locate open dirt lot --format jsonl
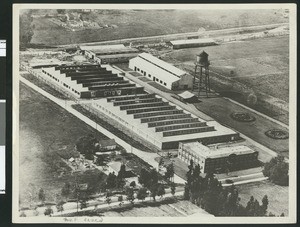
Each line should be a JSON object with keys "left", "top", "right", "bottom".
{"left": 19, "top": 83, "right": 107, "bottom": 206}
{"left": 236, "top": 181, "right": 289, "bottom": 216}
{"left": 101, "top": 199, "right": 211, "bottom": 217}
{"left": 162, "top": 36, "right": 289, "bottom": 103}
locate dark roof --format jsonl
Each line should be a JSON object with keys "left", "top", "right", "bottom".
{"left": 197, "top": 51, "right": 209, "bottom": 57}
{"left": 99, "top": 139, "right": 117, "bottom": 147}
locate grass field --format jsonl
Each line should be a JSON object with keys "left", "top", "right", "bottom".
{"left": 237, "top": 181, "right": 289, "bottom": 216}
{"left": 99, "top": 199, "right": 211, "bottom": 217}
{"left": 30, "top": 9, "right": 287, "bottom": 46}
{"left": 194, "top": 97, "right": 289, "bottom": 155}
{"left": 19, "top": 83, "right": 108, "bottom": 206}
{"left": 162, "top": 36, "right": 289, "bottom": 103}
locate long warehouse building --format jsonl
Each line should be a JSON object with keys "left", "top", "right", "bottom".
{"left": 129, "top": 53, "right": 193, "bottom": 90}
{"left": 40, "top": 64, "right": 144, "bottom": 98}
{"left": 92, "top": 93, "right": 239, "bottom": 149}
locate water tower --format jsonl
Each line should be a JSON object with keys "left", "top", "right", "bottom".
{"left": 192, "top": 51, "right": 210, "bottom": 97}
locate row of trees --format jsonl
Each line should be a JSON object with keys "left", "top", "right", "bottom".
{"left": 263, "top": 155, "right": 289, "bottom": 186}
{"left": 184, "top": 160, "right": 270, "bottom": 216}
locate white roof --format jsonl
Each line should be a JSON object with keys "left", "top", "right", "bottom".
{"left": 138, "top": 53, "right": 186, "bottom": 77}
{"left": 170, "top": 38, "right": 216, "bottom": 46}
{"left": 79, "top": 44, "right": 126, "bottom": 51}
{"left": 178, "top": 91, "right": 196, "bottom": 99}
{"left": 182, "top": 142, "right": 255, "bottom": 159}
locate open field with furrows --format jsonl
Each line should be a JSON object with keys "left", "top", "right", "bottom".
{"left": 236, "top": 181, "right": 289, "bottom": 216}
{"left": 162, "top": 36, "right": 289, "bottom": 103}
{"left": 19, "top": 83, "right": 108, "bottom": 206}
{"left": 99, "top": 199, "right": 212, "bottom": 217}
{"left": 30, "top": 9, "right": 288, "bottom": 46}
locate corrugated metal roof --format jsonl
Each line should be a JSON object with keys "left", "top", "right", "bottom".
{"left": 170, "top": 38, "right": 216, "bottom": 46}
{"left": 138, "top": 53, "right": 186, "bottom": 77}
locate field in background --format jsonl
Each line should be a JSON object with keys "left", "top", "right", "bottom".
{"left": 161, "top": 36, "right": 289, "bottom": 124}
{"left": 162, "top": 36, "right": 289, "bottom": 102}
{"left": 30, "top": 9, "right": 288, "bottom": 46}
{"left": 19, "top": 83, "right": 108, "bottom": 206}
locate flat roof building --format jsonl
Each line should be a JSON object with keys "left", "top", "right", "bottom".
{"left": 79, "top": 44, "right": 139, "bottom": 64}
{"left": 170, "top": 38, "right": 217, "bottom": 49}
{"left": 129, "top": 53, "right": 193, "bottom": 90}
{"left": 178, "top": 142, "right": 259, "bottom": 173}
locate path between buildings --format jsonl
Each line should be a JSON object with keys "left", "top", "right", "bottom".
{"left": 113, "top": 66, "right": 214, "bottom": 121}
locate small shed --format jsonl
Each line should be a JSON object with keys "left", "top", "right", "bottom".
{"left": 178, "top": 91, "right": 199, "bottom": 103}
{"left": 98, "top": 139, "right": 117, "bottom": 151}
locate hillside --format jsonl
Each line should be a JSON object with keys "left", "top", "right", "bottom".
{"left": 29, "top": 9, "right": 288, "bottom": 45}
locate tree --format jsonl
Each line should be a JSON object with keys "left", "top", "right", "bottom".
{"left": 149, "top": 184, "right": 158, "bottom": 201}
{"left": 165, "top": 163, "right": 174, "bottom": 182}
{"left": 138, "top": 169, "right": 149, "bottom": 186}
{"left": 126, "top": 187, "right": 135, "bottom": 204}
{"left": 106, "top": 172, "right": 117, "bottom": 189}
{"left": 38, "top": 188, "right": 46, "bottom": 204}
{"left": 95, "top": 155, "right": 105, "bottom": 166}
{"left": 105, "top": 196, "right": 112, "bottom": 205}
{"left": 61, "top": 182, "right": 71, "bottom": 199}
{"left": 118, "top": 195, "right": 123, "bottom": 206}
{"left": 137, "top": 188, "right": 147, "bottom": 201}
{"left": 44, "top": 206, "right": 53, "bottom": 216}
{"left": 261, "top": 195, "right": 269, "bottom": 215}
{"left": 130, "top": 181, "right": 136, "bottom": 188}
{"left": 76, "top": 134, "right": 98, "bottom": 159}
{"left": 171, "top": 183, "right": 176, "bottom": 196}
{"left": 116, "top": 164, "right": 126, "bottom": 189}
{"left": 57, "top": 9, "right": 66, "bottom": 14}
{"left": 157, "top": 184, "right": 165, "bottom": 198}
{"left": 263, "top": 155, "right": 289, "bottom": 186}
{"left": 56, "top": 201, "right": 64, "bottom": 213}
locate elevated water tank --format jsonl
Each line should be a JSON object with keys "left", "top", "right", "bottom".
{"left": 196, "top": 51, "right": 209, "bottom": 66}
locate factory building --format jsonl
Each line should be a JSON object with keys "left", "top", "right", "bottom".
{"left": 79, "top": 44, "right": 139, "bottom": 64}
{"left": 41, "top": 64, "right": 144, "bottom": 98}
{"left": 92, "top": 93, "right": 239, "bottom": 149}
{"left": 169, "top": 38, "right": 217, "bottom": 49}
{"left": 129, "top": 53, "right": 193, "bottom": 90}
{"left": 178, "top": 142, "right": 259, "bottom": 173}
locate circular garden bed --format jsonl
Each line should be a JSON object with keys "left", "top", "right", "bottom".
{"left": 230, "top": 112, "right": 256, "bottom": 122}
{"left": 265, "top": 129, "right": 289, "bottom": 139}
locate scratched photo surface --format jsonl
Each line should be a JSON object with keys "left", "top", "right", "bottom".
{"left": 13, "top": 4, "right": 296, "bottom": 224}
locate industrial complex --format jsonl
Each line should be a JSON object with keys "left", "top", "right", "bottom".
{"left": 39, "top": 61, "right": 239, "bottom": 150}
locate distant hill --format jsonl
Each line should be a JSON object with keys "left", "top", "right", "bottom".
{"left": 28, "top": 9, "right": 288, "bottom": 46}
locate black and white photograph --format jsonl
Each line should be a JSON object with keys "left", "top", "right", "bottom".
{"left": 12, "top": 4, "right": 297, "bottom": 224}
